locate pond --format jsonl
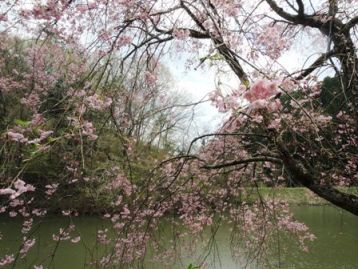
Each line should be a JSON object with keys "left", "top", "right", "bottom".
{"left": 0, "top": 206, "right": 357, "bottom": 269}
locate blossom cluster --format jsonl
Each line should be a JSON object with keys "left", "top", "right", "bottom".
{"left": 0, "top": 179, "right": 35, "bottom": 200}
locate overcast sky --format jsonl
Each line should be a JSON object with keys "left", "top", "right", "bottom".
{"left": 165, "top": 28, "right": 331, "bottom": 137}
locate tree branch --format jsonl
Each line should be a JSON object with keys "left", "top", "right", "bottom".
{"left": 296, "top": 50, "right": 337, "bottom": 80}
{"left": 328, "top": 0, "right": 338, "bottom": 16}
{"left": 278, "top": 142, "right": 358, "bottom": 216}
{"left": 202, "top": 157, "right": 282, "bottom": 170}
{"left": 344, "top": 16, "right": 358, "bottom": 32}
{"left": 180, "top": 0, "right": 249, "bottom": 83}
{"left": 296, "top": 0, "right": 304, "bottom": 16}
{"left": 265, "top": 0, "right": 300, "bottom": 22}
{"left": 265, "top": 0, "right": 327, "bottom": 29}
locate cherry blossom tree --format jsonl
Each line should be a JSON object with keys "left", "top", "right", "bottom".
{"left": 0, "top": 0, "right": 357, "bottom": 268}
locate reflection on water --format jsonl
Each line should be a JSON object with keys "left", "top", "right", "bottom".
{"left": 0, "top": 206, "right": 357, "bottom": 269}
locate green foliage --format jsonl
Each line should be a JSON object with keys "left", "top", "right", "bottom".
{"left": 0, "top": 35, "right": 176, "bottom": 211}
{"left": 186, "top": 263, "right": 200, "bottom": 269}
{"left": 14, "top": 119, "right": 31, "bottom": 128}
{"left": 236, "top": 187, "right": 358, "bottom": 205}
{"left": 40, "top": 78, "right": 67, "bottom": 117}
{"left": 320, "top": 76, "right": 345, "bottom": 115}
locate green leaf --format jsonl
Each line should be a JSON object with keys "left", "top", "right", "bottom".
{"left": 243, "top": 79, "right": 250, "bottom": 88}
{"left": 186, "top": 264, "right": 200, "bottom": 269}
{"left": 208, "top": 53, "right": 223, "bottom": 61}
{"left": 14, "top": 119, "right": 31, "bottom": 127}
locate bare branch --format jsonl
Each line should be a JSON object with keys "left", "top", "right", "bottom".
{"left": 202, "top": 157, "right": 282, "bottom": 170}
{"left": 278, "top": 142, "right": 358, "bottom": 216}
{"left": 265, "top": 0, "right": 325, "bottom": 29}
{"left": 187, "top": 132, "right": 269, "bottom": 154}
{"left": 296, "top": 50, "right": 337, "bottom": 80}
{"left": 344, "top": 16, "right": 358, "bottom": 32}
{"left": 180, "top": 0, "right": 249, "bottom": 83}
{"left": 296, "top": 0, "right": 304, "bottom": 16}
{"left": 265, "top": 0, "right": 300, "bottom": 22}
{"left": 328, "top": 0, "right": 338, "bottom": 16}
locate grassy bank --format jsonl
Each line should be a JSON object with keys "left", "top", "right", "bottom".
{"left": 40, "top": 187, "right": 358, "bottom": 214}
{"left": 247, "top": 187, "right": 358, "bottom": 205}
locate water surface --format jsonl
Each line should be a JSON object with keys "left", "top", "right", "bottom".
{"left": 0, "top": 205, "right": 357, "bottom": 268}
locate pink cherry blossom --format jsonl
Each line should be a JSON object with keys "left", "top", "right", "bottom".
{"left": 7, "top": 131, "right": 28, "bottom": 143}
{"left": 0, "top": 254, "right": 14, "bottom": 267}
{"left": 244, "top": 80, "right": 278, "bottom": 103}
